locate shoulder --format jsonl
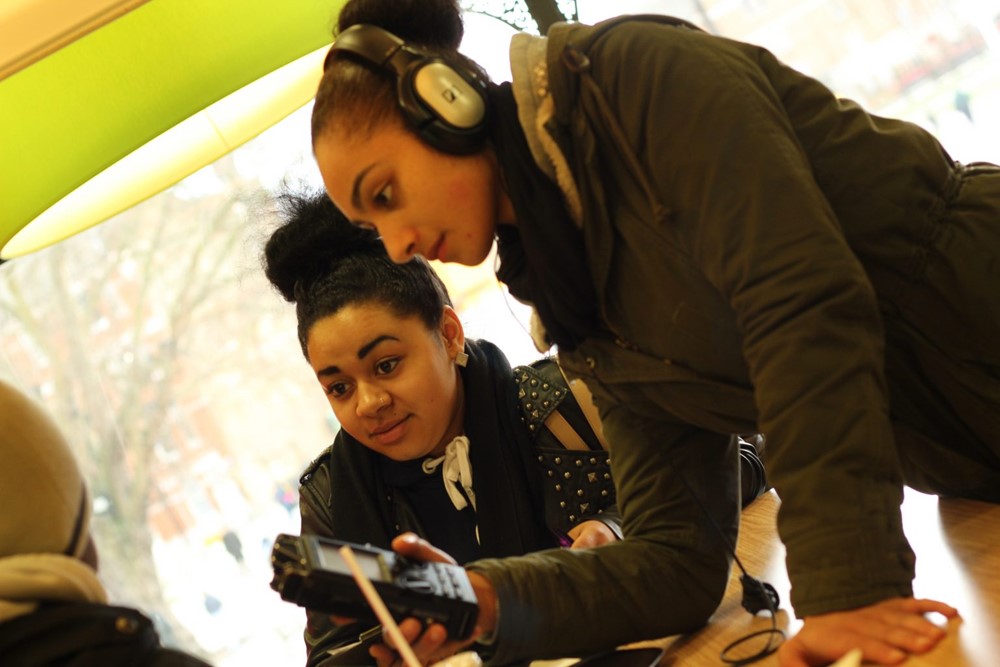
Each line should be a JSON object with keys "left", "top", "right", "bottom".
{"left": 547, "top": 16, "right": 763, "bottom": 115}
{"left": 300, "top": 433, "right": 382, "bottom": 500}
{"left": 300, "top": 443, "right": 334, "bottom": 487}
{"left": 300, "top": 428, "right": 378, "bottom": 484}
{"left": 2, "top": 603, "right": 210, "bottom": 666}
{"left": 512, "top": 358, "right": 570, "bottom": 436}
{"left": 547, "top": 16, "right": 704, "bottom": 69}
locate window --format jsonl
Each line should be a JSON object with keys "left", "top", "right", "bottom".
{"left": 2, "top": 2, "right": 998, "bottom": 663}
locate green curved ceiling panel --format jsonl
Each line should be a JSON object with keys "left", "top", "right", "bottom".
{"left": 0, "top": 0, "right": 344, "bottom": 259}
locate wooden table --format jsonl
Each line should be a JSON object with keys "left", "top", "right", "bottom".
{"left": 622, "top": 489, "right": 1000, "bottom": 666}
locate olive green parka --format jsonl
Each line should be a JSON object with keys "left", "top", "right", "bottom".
{"left": 469, "top": 15, "right": 1000, "bottom": 665}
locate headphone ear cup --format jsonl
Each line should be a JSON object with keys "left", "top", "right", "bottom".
{"left": 328, "top": 24, "right": 490, "bottom": 155}
{"left": 398, "top": 59, "right": 489, "bottom": 155}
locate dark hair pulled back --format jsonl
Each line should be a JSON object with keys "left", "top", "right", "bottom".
{"left": 262, "top": 190, "right": 453, "bottom": 358}
{"left": 337, "top": 0, "right": 464, "bottom": 50}
{"left": 311, "top": 0, "right": 484, "bottom": 143}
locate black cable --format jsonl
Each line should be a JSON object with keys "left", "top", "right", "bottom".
{"left": 721, "top": 625, "right": 785, "bottom": 667}
{"left": 674, "top": 470, "right": 785, "bottom": 665}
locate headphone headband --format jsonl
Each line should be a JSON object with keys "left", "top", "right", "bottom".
{"left": 325, "top": 24, "right": 411, "bottom": 71}
{"left": 326, "top": 24, "right": 489, "bottom": 155}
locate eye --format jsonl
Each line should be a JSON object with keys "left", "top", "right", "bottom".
{"left": 373, "top": 183, "right": 393, "bottom": 208}
{"left": 374, "top": 357, "right": 400, "bottom": 376}
{"left": 324, "top": 380, "right": 352, "bottom": 398}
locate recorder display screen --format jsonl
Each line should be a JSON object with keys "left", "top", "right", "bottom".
{"left": 315, "top": 544, "right": 384, "bottom": 581}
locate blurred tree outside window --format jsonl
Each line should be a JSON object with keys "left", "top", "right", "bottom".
{"left": 2, "top": 1, "right": 998, "bottom": 664}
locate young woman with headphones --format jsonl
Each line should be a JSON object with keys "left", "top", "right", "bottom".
{"left": 308, "top": 1, "right": 1000, "bottom": 665}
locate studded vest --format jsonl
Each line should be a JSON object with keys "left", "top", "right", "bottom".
{"left": 514, "top": 358, "right": 617, "bottom": 539}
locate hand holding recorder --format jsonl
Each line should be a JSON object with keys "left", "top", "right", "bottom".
{"left": 269, "top": 533, "right": 480, "bottom": 640}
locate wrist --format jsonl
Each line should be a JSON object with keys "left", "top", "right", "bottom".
{"left": 468, "top": 571, "right": 499, "bottom": 644}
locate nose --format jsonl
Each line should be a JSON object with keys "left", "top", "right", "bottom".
{"left": 357, "top": 384, "right": 389, "bottom": 417}
{"left": 378, "top": 223, "right": 419, "bottom": 264}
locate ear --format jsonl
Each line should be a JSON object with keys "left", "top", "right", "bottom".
{"left": 439, "top": 306, "right": 465, "bottom": 359}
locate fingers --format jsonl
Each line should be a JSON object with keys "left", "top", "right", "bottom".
{"left": 370, "top": 621, "right": 469, "bottom": 667}
{"left": 567, "top": 521, "right": 618, "bottom": 549}
{"left": 411, "top": 623, "right": 449, "bottom": 659}
{"left": 777, "top": 635, "right": 833, "bottom": 667}
{"left": 778, "top": 597, "right": 958, "bottom": 667}
{"left": 566, "top": 522, "right": 594, "bottom": 548}
{"left": 370, "top": 618, "right": 425, "bottom": 667}
{"left": 570, "top": 530, "right": 603, "bottom": 549}
{"left": 893, "top": 597, "right": 959, "bottom": 619}
{"left": 872, "top": 597, "right": 957, "bottom": 652}
{"left": 778, "top": 626, "right": 870, "bottom": 667}
{"left": 370, "top": 640, "right": 397, "bottom": 667}
{"left": 391, "top": 532, "right": 458, "bottom": 565}
{"left": 328, "top": 613, "right": 356, "bottom": 626}
{"left": 876, "top": 598, "right": 955, "bottom": 660}
{"left": 778, "top": 626, "right": 907, "bottom": 667}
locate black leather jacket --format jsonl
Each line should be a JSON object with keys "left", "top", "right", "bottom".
{"left": 297, "top": 348, "right": 620, "bottom": 666}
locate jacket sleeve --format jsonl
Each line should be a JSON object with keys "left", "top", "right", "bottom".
{"left": 585, "top": 22, "right": 913, "bottom": 615}
{"left": 468, "top": 405, "right": 741, "bottom": 664}
{"left": 298, "top": 449, "right": 377, "bottom": 667}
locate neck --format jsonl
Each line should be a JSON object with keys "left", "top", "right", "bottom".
{"left": 431, "top": 370, "right": 466, "bottom": 457}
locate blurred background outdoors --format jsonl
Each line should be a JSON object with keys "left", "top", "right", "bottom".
{"left": 2, "top": 0, "right": 999, "bottom": 664}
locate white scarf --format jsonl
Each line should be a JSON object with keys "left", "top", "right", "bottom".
{"left": 421, "top": 435, "right": 477, "bottom": 513}
{"left": 0, "top": 553, "right": 107, "bottom": 621}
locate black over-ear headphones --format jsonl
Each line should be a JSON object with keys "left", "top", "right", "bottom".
{"left": 326, "top": 24, "right": 490, "bottom": 155}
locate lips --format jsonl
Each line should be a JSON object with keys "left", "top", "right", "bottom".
{"left": 423, "top": 235, "right": 445, "bottom": 262}
{"left": 369, "top": 415, "right": 410, "bottom": 445}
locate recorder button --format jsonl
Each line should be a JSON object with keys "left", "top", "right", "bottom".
{"left": 400, "top": 576, "right": 435, "bottom": 595}
{"left": 435, "top": 565, "right": 457, "bottom": 596}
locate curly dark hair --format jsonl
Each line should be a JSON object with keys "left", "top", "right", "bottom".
{"left": 262, "top": 190, "right": 453, "bottom": 358}
{"left": 337, "top": 0, "right": 464, "bottom": 50}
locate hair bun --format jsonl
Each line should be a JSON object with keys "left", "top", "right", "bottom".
{"left": 337, "top": 0, "right": 464, "bottom": 51}
{"left": 263, "top": 191, "right": 383, "bottom": 303}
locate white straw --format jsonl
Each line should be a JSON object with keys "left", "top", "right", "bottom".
{"left": 338, "top": 545, "right": 423, "bottom": 667}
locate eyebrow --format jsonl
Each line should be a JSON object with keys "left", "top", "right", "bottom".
{"left": 358, "top": 334, "right": 398, "bottom": 359}
{"left": 315, "top": 334, "right": 400, "bottom": 378}
{"left": 351, "top": 163, "right": 378, "bottom": 211}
